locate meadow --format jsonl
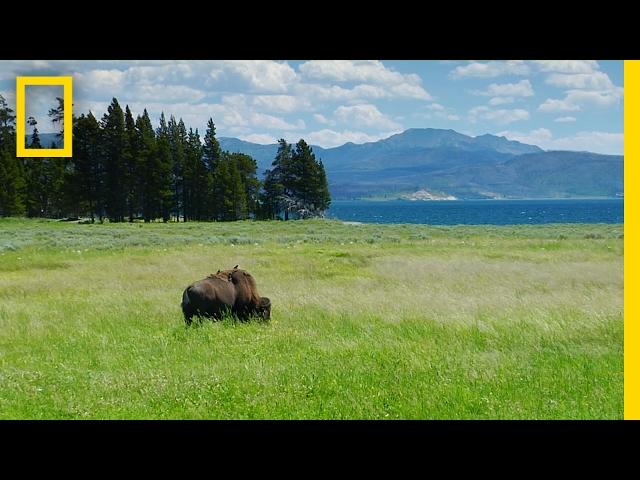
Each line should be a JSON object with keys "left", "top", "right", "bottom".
{"left": 0, "top": 218, "right": 623, "bottom": 419}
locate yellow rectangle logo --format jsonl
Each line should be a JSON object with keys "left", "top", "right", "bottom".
{"left": 15, "top": 76, "right": 73, "bottom": 157}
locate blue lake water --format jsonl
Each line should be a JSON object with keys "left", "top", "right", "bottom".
{"left": 326, "top": 199, "right": 624, "bottom": 225}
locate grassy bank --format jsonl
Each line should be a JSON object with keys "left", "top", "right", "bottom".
{"left": 0, "top": 218, "right": 623, "bottom": 419}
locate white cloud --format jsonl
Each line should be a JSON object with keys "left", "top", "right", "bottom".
{"left": 497, "top": 128, "right": 623, "bottom": 155}
{"left": 489, "top": 97, "right": 515, "bottom": 106}
{"left": 334, "top": 104, "right": 402, "bottom": 130}
{"left": 469, "top": 106, "right": 530, "bottom": 124}
{"left": 450, "top": 61, "right": 530, "bottom": 79}
{"left": 248, "top": 112, "right": 305, "bottom": 131}
{"left": 554, "top": 116, "right": 577, "bottom": 123}
{"left": 251, "top": 95, "right": 312, "bottom": 113}
{"left": 538, "top": 98, "right": 581, "bottom": 112}
{"left": 539, "top": 87, "right": 623, "bottom": 112}
{"left": 304, "top": 129, "right": 403, "bottom": 148}
{"left": 298, "top": 60, "right": 431, "bottom": 100}
{"left": 475, "top": 79, "right": 534, "bottom": 97}
{"left": 418, "top": 103, "right": 460, "bottom": 121}
{"left": 545, "top": 71, "right": 615, "bottom": 90}
{"left": 313, "top": 113, "right": 332, "bottom": 125}
{"left": 532, "top": 60, "right": 599, "bottom": 74}
{"left": 300, "top": 60, "right": 406, "bottom": 84}
{"left": 209, "top": 60, "right": 297, "bottom": 93}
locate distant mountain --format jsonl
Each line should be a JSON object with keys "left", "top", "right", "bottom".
{"left": 219, "top": 128, "right": 622, "bottom": 200}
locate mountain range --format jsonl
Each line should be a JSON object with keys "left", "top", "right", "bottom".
{"left": 219, "top": 128, "right": 623, "bottom": 200}
{"left": 27, "top": 128, "right": 623, "bottom": 200}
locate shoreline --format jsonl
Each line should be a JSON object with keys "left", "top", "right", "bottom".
{"left": 337, "top": 197, "right": 624, "bottom": 202}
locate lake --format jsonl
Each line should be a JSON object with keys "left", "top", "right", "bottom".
{"left": 326, "top": 199, "right": 624, "bottom": 225}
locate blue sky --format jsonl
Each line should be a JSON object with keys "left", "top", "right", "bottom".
{"left": 0, "top": 60, "right": 623, "bottom": 154}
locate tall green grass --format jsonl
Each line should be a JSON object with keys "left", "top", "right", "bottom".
{"left": 0, "top": 218, "right": 623, "bottom": 418}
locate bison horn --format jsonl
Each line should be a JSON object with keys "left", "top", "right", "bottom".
{"left": 233, "top": 265, "right": 239, "bottom": 269}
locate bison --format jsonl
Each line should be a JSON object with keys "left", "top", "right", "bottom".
{"left": 181, "top": 267, "right": 271, "bottom": 325}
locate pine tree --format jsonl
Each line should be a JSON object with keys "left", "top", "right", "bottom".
{"left": 183, "top": 128, "right": 207, "bottom": 221}
{"left": 102, "top": 98, "right": 127, "bottom": 221}
{"left": 72, "top": 112, "right": 103, "bottom": 222}
{"left": 123, "top": 105, "right": 138, "bottom": 222}
{"left": 155, "top": 112, "right": 173, "bottom": 222}
{"left": 215, "top": 157, "right": 247, "bottom": 221}
{"left": 262, "top": 139, "right": 294, "bottom": 220}
{"left": 203, "top": 118, "right": 221, "bottom": 171}
{"left": 203, "top": 118, "right": 222, "bottom": 219}
{"left": 259, "top": 169, "right": 284, "bottom": 219}
{"left": 227, "top": 152, "right": 259, "bottom": 217}
{"left": 0, "top": 95, "right": 25, "bottom": 216}
{"left": 23, "top": 118, "right": 45, "bottom": 217}
{"left": 259, "top": 138, "right": 331, "bottom": 220}
{"left": 291, "top": 140, "right": 331, "bottom": 216}
{"left": 168, "top": 115, "right": 187, "bottom": 221}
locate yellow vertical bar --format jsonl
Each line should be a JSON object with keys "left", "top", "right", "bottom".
{"left": 15, "top": 77, "right": 25, "bottom": 156}
{"left": 63, "top": 77, "right": 73, "bottom": 157}
{"left": 625, "top": 60, "right": 638, "bottom": 419}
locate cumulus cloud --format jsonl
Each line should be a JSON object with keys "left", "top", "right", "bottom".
{"left": 537, "top": 61, "right": 622, "bottom": 114}
{"left": 545, "top": 71, "right": 615, "bottom": 90}
{"left": 299, "top": 60, "right": 431, "bottom": 100}
{"left": 497, "top": 128, "right": 623, "bottom": 155}
{"left": 418, "top": 103, "right": 460, "bottom": 121}
{"left": 539, "top": 87, "right": 623, "bottom": 112}
{"left": 468, "top": 106, "right": 530, "bottom": 124}
{"left": 334, "top": 104, "right": 402, "bottom": 130}
{"left": 208, "top": 60, "right": 297, "bottom": 93}
{"left": 450, "top": 60, "right": 530, "bottom": 79}
{"left": 489, "top": 97, "right": 515, "bottom": 106}
{"left": 532, "top": 60, "right": 599, "bottom": 74}
{"left": 474, "top": 79, "right": 534, "bottom": 97}
{"left": 554, "top": 116, "right": 577, "bottom": 123}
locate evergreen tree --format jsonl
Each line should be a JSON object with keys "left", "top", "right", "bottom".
{"left": 123, "top": 105, "right": 138, "bottom": 222}
{"left": 262, "top": 139, "right": 294, "bottom": 219}
{"left": 227, "top": 152, "right": 259, "bottom": 217}
{"left": 155, "top": 112, "right": 173, "bottom": 222}
{"left": 259, "top": 168, "right": 284, "bottom": 219}
{"left": 216, "top": 157, "right": 247, "bottom": 221}
{"left": 102, "top": 98, "right": 127, "bottom": 221}
{"left": 259, "top": 138, "right": 331, "bottom": 219}
{"left": 72, "top": 112, "right": 103, "bottom": 222}
{"left": 0, "top": 95, "right": 25, "bottom": 216}
{"left": 183, "top": 128, "right": 207, "bottom": 221}
{"left": 23, "top": 118, "right": 45, "bottom": 217}
{"left": 168, "top": 115, "right": 187, "bottom": 221}
{"left": 291, "top": 140, "right": 331, "bottom": 217}
{"left": 203, "top": 118, "right": 222, "bottom": 219}
{"left": 203, "top": 118, "right": 221, "bottom": 171}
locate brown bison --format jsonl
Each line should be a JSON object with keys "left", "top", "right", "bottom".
{"left": 181, "top": 267, "right": 271, "bottom": 325}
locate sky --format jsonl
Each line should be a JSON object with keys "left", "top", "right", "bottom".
{"left": 0, "top": 60, "right": 624, "bottom": 154}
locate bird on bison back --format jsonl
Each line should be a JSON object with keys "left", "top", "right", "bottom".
{"left": 181, "top": 268, "right": 271, "bottom": 325}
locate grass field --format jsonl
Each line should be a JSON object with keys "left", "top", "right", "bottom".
{"left": 0, "top": 218, "right": 623, "bottom": 419}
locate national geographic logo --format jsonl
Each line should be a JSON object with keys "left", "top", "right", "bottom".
{"left": 15, "top": 76, "right": 72, "bottom": 157}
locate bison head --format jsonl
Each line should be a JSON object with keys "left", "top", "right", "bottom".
{"left": 258, "top": 297, "right": 271, "bottom": 321}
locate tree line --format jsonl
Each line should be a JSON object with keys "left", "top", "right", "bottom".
{"left": 0, "top": 95, "right": 331, "bottom": 222}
